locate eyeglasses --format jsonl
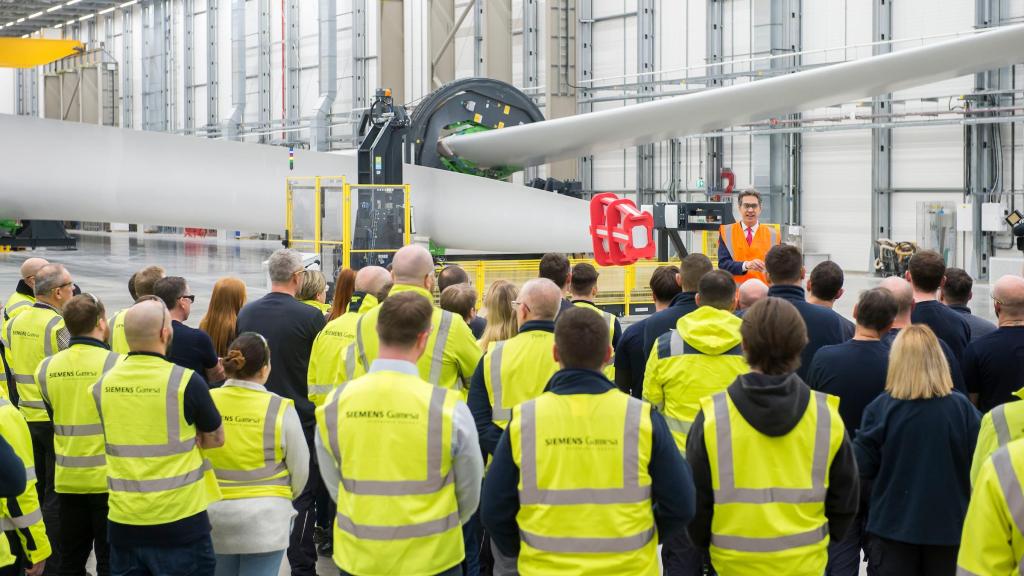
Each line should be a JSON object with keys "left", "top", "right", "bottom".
{"left": 180, "top": 295, "right": 196, "bottom": 303}
{"left": 741, "top": 203, "right": 760, "bottom": 210}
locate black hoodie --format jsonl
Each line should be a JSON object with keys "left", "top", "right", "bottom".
{"left": 685, "top": 372, "right": 860, "bottom": 548}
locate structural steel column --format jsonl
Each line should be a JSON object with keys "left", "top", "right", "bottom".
{"left": 122, "top": 3, "right": 133, "bottom": 128}
{"left": 545, "top": 0, "right": 576, "bottom": 180}
{"left": 226, "top": 0, "right": 246, "bottom": 141}
{"left": 312, "top": 0, "right": 336, "bottom": 151}
{"left": 430, "top": 0, "right": 456, "bottom": 89}
{"left": 871, "top": 0, "right": 892, "bottom": 265}
{"left": 142, "top": 0, "right": 169, "bottom": 132}
{"left": 207, "top": 0, "right": 219, "bottom": 134}
{"left": 577, "top": 0, "right": 593, "bottom": 193}
{"left": 752, "top": 0, "right": 800, "bottom": 225}
{"left": 379, "top": 0, "right": 404, "bottom": 104}
{"left": 258, "top": 0, "right": 271, "bottom": 142}
{"left": 285, "top": 0, "right": 299, "bottom": 142}
{"left": 705, "top": 0, "right": 724, "bottom": 198}
{"left": 523, "top": 0, "right": 540, "bottom": 182}
{"left": 184, "top": 0, "right": 195, "bottom": 133}
{"left": 636, "top": 0, "right": 655, "bottom": 206}
{"left": 351, "top": 0, "right": 367, "bottom": 142}
{"left": 474, "top": 0, "right": 512, "bottom": 81}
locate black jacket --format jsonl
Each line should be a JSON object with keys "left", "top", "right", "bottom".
{"left": 767, "top": 285, "right": 850, "bottom": 382}
{"left": 642, "top": 292, "right": 698, "bottom": 359}
{"left": 481, "top": 368, "right": 696, "bottom": 557}
{"left": 686, "top": 372, "right": 860, "bottom": 548}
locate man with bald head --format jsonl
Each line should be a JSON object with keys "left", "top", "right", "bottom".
{"left": 736, "top": 277, "right": 769, "bottom": 314}
{"left": 236, "top": 248, "right": 326, "bottom": 574}
{"left": 92, "top": 299, "right": 224, "bottom": 574}
{"left": 308, "top": 265, "right": 391, "bottom": 407}
{"left": 347, "top": 245, "right": 481, "bottom": 395}
{"left": 879, "top": 276, "right": 966, "bottom": 394}
{"left": 962, "top": 275, "right": 1024, "bottom": 412}
{"left": 468, "top": 278, "right": 563, "bottom": 456}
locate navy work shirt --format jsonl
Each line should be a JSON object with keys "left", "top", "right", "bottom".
{"left": 767, "top": 285, "right": 850, "bottom": 382}
{"left": 962, "top": 326, "right": 1024, "bottom": 412}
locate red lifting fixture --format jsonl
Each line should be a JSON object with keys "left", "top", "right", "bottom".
{"left": 589, "top": 192, "right": 655, "bottom": 266}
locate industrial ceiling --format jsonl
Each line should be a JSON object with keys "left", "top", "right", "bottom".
{"left": 0, "top": 0, "right": 122, "bottom": 38}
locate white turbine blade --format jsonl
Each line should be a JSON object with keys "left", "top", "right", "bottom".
{"left": 441, "top": 24, "right": 1024, "bottom": 168}
{"left": 0, "top": 115, "right": 591, "bottom": 253}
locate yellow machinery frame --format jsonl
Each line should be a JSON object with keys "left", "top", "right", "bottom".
{"left": 285, "top": 177, "right": 411, "bottom": 270}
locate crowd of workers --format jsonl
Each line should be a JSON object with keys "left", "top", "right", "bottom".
{"left": 0, "top": 193, "right": 1023, "bottom": 576}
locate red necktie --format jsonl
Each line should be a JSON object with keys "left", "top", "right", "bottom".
{"left": 746, "top": 227, "right": 753, "bottom": 246}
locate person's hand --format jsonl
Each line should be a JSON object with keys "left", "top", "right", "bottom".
{"left": 26, "top": 559, "right": 45, "bottom": 576}
{"left": 745, "top": 259, "right": 766, "bottom": 272}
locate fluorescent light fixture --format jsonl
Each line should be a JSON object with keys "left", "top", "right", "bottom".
{"left": 78, "top": 14, "right": 93, "bottom": 21}
{"left": 21, "top": 34, "right": 28, "bottom": 38}
{"left": 120, "top": 0, "right": 138, "bottom": 7}
{"left": 28, "top": 11, "right": 43, "bottom": 19}
{"left": 4, "top": 22, "right": 12, "bottom": 27}
{"left": 66, "top": 0, "right": 81, "bottom": 5}
{"left": 16, "top": 18, "right": 25, "bottom": 23}
{"left": 54, "top": 23, "right": 63, "bottom": 28}
{"left": 47, "top": 4, "right": 64, "bottom": 13}
{"left": 66, "top": 19, "right": 75, "bottom": 25}
{"left": 99, "top": 6, "right": 116, "bottom": 15}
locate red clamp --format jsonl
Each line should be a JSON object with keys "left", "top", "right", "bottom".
{"left": 589, "top": 192, "right": 655, "bottom": 266}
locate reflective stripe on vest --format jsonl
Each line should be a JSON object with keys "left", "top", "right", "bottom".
{"left": 489, "top": 341, "right": 511, "bottom": 422}
{"left": 354, "top": 317, "right": 370, "bottom": 372}
{"left": 92, "top": 365, "right": 196, "bottom": 458}
{"left": 518, "top": 398, "right": 650, "bottom": 506}
{"left": 712, "top": 392, "right": 831, "bottom": 505}
{"left": 107, "top": 460, "right": 213, "bottom": 493}
{"left": 55, "top": 454, "right": 106, "bottom": 468}
{"left": 0, "top": 300, "right": 30, "bottom": 346}
{"left": 429, "top": 312, "right": 454, "bottom": 387}
{"left": 656, "top": 331, "right": 742, "bottom": 435}
{"left": 988, "top": 447, "right": 1024, "bottom": 576}
{"left": 521, "top": 527, "right": 657, "bottom": 554}
{"left": 0, "top": 508, "right": 42, "bottom": 531}
{"left": 335, "top": 510, "right": 460, "bottom": 541}
{"left": 213, "top": 395, "right": 288, "bottom": 483}
{"left": 994, "top": 404, "right": 1013, "bottom": 447}
{"left": 325, "top": 384, "right": 453, "bottom": 496}
{"left": 712, "top": 524, "right": 829, "bottom": 553}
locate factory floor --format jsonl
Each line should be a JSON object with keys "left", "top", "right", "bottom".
{"left": 0, "top": 231, "right": 912, "bottom": 575}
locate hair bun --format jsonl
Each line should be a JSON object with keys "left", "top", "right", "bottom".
{"left": 223, "top": 349, "right": 246, "bottom": 372}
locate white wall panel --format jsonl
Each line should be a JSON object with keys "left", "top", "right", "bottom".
{"left": 892, "top": 0, "right": 974, "bottom": 102}
{"left": 891, "top": 125, "right": 964, "bottom": 188}
{"left": 0, "top": 70, "right": 13, "bottom": 115}
{"left": 890, "top": 191, "right": 963, "bottom": 241}
{"left": 801, "top": 129, "right": 873, "bottom": 271}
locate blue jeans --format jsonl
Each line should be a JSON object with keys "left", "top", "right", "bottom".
{"left": 461, "top": 509, "right": 482, "bottom": 576}
{"left": 214, "top": 550, "right": 286, "bottom": 576}
{"left": 110, "top": 536, "right": 216, "bottom": 576}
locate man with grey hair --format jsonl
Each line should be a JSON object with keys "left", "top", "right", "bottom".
{"left": 469, "top": 278, "right": 563, "bottom": 456}
{"left": 962, "top": 275, "right": 1024, "bottom": 412}
{"left": 236, "top": 248, "right": 325, "bottom": 575}
{"left": 6, "top": 263, "right": 75, "bottom": 570}
{"left": 736, "top": 277, "right": 769, "bottom": 314}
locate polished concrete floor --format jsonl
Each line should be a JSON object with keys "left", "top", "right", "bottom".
{"left": 0, "top": 231, "right": 964, "bottom": 575}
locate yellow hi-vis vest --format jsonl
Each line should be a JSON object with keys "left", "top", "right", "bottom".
{"left": 36, "top": 342, "right": 120, "bottom": 494}
{"left": 701, "top": 387, "right": 843, "bottom": 576}
{"left": 643, "top": 309, "right": 749, "bottom": 453}
{"left": 207, "top": 383, "right": 292, "bottom": 500}
{"left": 350, "top": 285, "right": 481, "bottom": 397}
{"left": 958, "top": 439, "right": 1024, "bottom": 575}
{"left": 572, "top": 301, "right": 617, "bottom": 381}
{"left": 316, "top": 370, "right": 464, "bottom": 576}
{"left": 7, "top": 305, "right": 64, "bottom": 422}
{"left": 482, "top": 329, "right": 559, "bottom": 430}
{"left": 510, "top": 390, "right": 657, "bottom": 575}
{"left": 0, "top": 291, "right": 34, "bottom": 348}
{"left": 971, "top": 388, "right": 1024, "bottom": 484}
{"left": 0, "top": 397, "right": 51, "bottom": 565}
{"left": 307, "top": 293, "right": 379, "bottom": 406}
{"left": 108, "top": 308, "right": 130, "bottom": 354}
{"left": 91, "top": 355, "right": 221, "bottom": 525}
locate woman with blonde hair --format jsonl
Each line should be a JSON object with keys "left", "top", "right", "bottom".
{"left": 298, "top": 269, "right": 330, "bottom": 314}
{"left": 854, "top": 324, "right": 980, "bottom": 576}
{"left": 478, "top": 280, "right": 518, "bottom": 350}
{"left": 200, "top": 276, "right": 248, "bottom": 357}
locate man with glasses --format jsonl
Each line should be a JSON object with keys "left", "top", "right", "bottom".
{"left": 236, "top": 249, "right": 326, "bottom": 576}
{"left": 154, "top": 276, "right": 224, "bottom": 384}
{"left": 717, "top": 189, "right": 781, "bottom": 285}
{"left": 6, "top": 263, "right": 74, "bottom": 572}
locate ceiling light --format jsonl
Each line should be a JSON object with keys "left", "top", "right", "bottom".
{"left": 21, "top": 34, "right": 29, "bottom": 38}
{"left": 28, "top": 11, "right": 43, "bottom": 19}
{"left": 78, "top": 14, "right": 93, "bottom": 21}
{"left": 16, "top": 18, "right": 25, "bottom": 23}
{"left": 47, "top": 5, "right": 64, "bottom": 13}
{"left": 54, "top": 23, "right": 62, "bottom": 28}
{"left": 4, "top": 22, "right": 12, "bottom": 27}
{"left": 66, "top": 0, "right": 81, "bottom": 5}
{"left": 66, "top": 19, "right": 75, "bottom": 25}
{"left": 99, "top": 6, "right": 116, "bottom": 15}
{"left": 121, "top": 0, "right": 138, "bottom": 7}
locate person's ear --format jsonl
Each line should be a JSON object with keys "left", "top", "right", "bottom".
{"left": 852, "top": 303, "right": 859, "bottom": 321}
{"left": 939, "top": 275, "right": 947, "bottom": 289}
{"left": 695, "top": 294, "right": 703, "bottom": 307}
{"left": 602, "top": 345, "right": 612, "bottom": 366}
{"left": 675, "top": 273, "right": 682, "bottom": 288}
{"left": 904, "top": 271, "right": 912, "bottom": 283}
{"left": 765, "top": 272, "right": 774, "bottom": 286}
{"left": 416, "top": 329, "right": 432, "bottom": 353}
{"left": 799, "top": 266, "right": 806, "bottom": 281}
{"left": 836, "top": 287, "right": 845, "bottom": 301}
{"left": 552, "top": 343, "right": 562, "bottom": 366}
